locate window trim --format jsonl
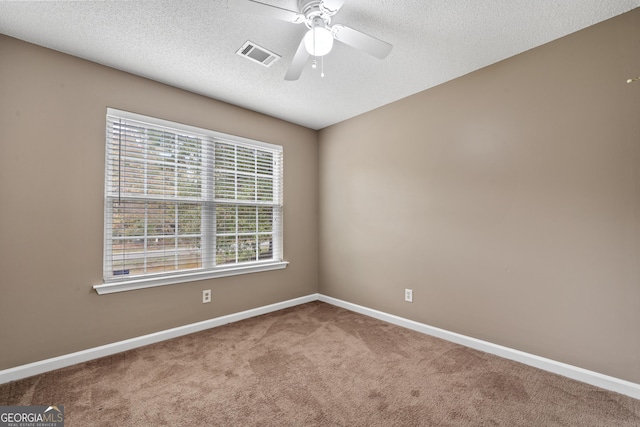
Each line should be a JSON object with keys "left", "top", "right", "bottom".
{"left": 93, "top": 260, "right": 288, "bottom": 295}
{"left": 96, "top": 108, "right": 286, "bottom": 294}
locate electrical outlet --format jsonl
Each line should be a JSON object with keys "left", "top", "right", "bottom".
{"left": 404, "top": 288, "right": 413, "bottom": 303}
{"left": 202, "top": 289, "right": 211, "bottom": 304}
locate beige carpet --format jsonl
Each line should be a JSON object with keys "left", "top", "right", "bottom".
{"left": 1, "top": 301, "right": 639, "bottom": 426}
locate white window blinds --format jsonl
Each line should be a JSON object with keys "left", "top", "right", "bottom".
{"left": 103, "top": 109, "right": 283, "bottom": 284}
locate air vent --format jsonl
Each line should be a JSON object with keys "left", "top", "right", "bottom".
{"left": 236, "top": 41, "right": 281, "bottom": 68}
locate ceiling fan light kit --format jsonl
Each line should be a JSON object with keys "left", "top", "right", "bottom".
{"left": 304, "top": 17, "right": 334, "bottom": 56}
{"left": 233, "top": 0, "right": 392, "bottom": 80}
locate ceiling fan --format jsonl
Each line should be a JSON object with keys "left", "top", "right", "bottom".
{"left": 231, "top": 0, "right": 393, "bottom": 80}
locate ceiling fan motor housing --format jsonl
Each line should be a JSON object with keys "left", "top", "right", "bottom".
{"left": 298, "top": 0, "right": 335, "bottom": 29}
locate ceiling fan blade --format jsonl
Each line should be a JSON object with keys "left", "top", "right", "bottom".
{"left": 321, "top": 0, "right": 347, "bottom": 14}
{"left": 331, "top": 24, "right": 392, "bottom": 59}
{"left": 229, "top": 0, "right": 305, "bottom": 24}
{"left": 285, "top": 37, "right": 310, "bottom": 81}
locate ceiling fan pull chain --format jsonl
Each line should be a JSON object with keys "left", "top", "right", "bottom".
{"left": 321, "top": 55, "right": 325, "bottom": 78}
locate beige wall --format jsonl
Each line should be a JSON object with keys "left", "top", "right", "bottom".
{"left": 0, "top": 36, "right": 318, "bottom": 370}
{"left": 319, "top": 10, "right": 640, "bottom": 383}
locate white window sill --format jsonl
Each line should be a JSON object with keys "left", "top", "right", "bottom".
{"left": 93, "top": 261, "right": 289, "bottom": 295}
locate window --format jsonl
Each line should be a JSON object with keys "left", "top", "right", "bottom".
{"left": 95, "top": 109, "right": 286, "bottom": 294}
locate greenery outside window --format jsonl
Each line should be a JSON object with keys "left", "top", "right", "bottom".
{"left": 95, "top": 109, "right": 286, "bottom": 294}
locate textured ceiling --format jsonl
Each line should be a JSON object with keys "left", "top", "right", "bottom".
{"left": 1, "top": 0, "right": 638, "bottom": 129}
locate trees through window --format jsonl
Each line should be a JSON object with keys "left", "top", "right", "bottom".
{"left": 104, "top": 109, "right": 283, "bottom": 284}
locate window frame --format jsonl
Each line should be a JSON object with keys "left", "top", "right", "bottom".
{"left": 94, "top": 108, "right": 287, "bottom": 295}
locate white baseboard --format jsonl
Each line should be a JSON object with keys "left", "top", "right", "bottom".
{"left": 2, "top": 292, "right": 639, "bottom": 401}
{"left": 318, "top": 294, "right": 640, "bottom": 400}
{"left": 0, "top": 294, "right": 318, "bottom": 385}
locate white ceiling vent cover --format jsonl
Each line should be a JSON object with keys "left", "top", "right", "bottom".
{"left": 236, "top": 41, "right": 281, "bottom": 68}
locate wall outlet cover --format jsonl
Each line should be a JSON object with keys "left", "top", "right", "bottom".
{"left": 202, "top": 289, "right": 211, "bottom": 304}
